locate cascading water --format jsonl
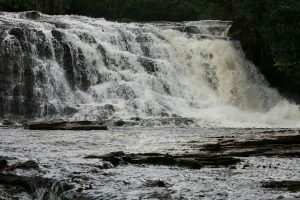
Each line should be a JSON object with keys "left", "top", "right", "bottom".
{"left": 0, "top": 11, "right": 299, "bottom": 127}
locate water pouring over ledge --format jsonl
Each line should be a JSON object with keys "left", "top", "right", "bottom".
{"left": 0, "top": 11, "right": 299, "bottom": 128}
{"left": 0, "top": 12, "right": 300, "bottom": 200}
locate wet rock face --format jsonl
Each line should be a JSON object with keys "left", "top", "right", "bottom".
{"left": 0, "top": 21, "right": 97, "bottom": 120}
{"left": 52, "top": 30, "right": 92, "bottom": 91}
{"left": 23, "top": 57, "right": 36, "bottom": 119}
{"left": 138, "top": 57, "right": 158, "bottom": 74}
{"left": 228, "top": 19, "right": 300, "bottom": 104}
{"left": 62, "top": 42, "right": 76, "bottom": 90}
{"left": 2, "top": 25, "right": 61, "bottom": 118}
{"left": 0, "top": 27, "right": 36, "bottom": 119}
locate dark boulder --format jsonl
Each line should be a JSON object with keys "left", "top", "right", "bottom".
{"left": 17, "top": 160, "right": 39, "bottom": 169}
{"left": 63, "top": 106, "right": 78, "bottom": 116}
{"left": 114, "top": 120, "right": 126, "bottom": 127}
{"left": 51, "top": 29, "right": 64, "bottom": 42}
{"left": 184, "top": 26, "right": 200, "bottom": 34}
{"left": 145, "top": 180, "right": 168, "bottom": 188}
{"left": 130, "top": 117, "right": 141, "bottom": 121}
{"left": 22, "top": 11, "right": 41, "bottom": 20}
{"left": 104, "top": 104, "right": 114, "bottom": 111}
{"left": 9, "top": 28, "right": 24, "bottom": 40}
{"left": 2, "top": 119, "right": 15, "bottom": 126}
{"left": 0, "top": 159, "right": 8, "bottom": 170}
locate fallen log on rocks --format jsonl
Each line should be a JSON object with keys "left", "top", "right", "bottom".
{"left": 24, "top": 121, "right": 108, "bottom": 130}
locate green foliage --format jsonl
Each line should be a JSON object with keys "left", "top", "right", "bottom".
{"left": 67, "top": 0, "right": 200, "bottom": 21}
{"left": 233, "top": 0, "right": 300, "bottom": 66}
{"left": 0, "top": 0, "right": 36, "bottom": 11}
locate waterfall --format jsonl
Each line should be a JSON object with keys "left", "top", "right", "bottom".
{"left": 0, "top": 11, "right": 299, "bottom": 127}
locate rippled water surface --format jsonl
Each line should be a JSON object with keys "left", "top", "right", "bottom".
{"left": 1, "top": 126, "right": 300, "bottom": 199}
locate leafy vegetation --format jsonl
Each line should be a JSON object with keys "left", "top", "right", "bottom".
{"left": 0, "top": 0, "right": 299, "bottom": 97}
{"left": 0, "top": 0, "right": 35, "bottom": 12}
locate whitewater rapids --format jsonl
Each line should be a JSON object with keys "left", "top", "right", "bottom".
{"left": 0, "top": 12, "right": 299, "bottom": 128}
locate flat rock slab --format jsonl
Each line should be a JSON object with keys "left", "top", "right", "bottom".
{"left": 202, "top": 133, "right": 300, "bottom": 157}
{"left": 85, "top": 151, "right": 241, "bottom": 169}
{"left": 262, "top": 181, "right": 300, "bottom": 193}
{"left": 24, "top": 121, "right": 108, "bottom": 130}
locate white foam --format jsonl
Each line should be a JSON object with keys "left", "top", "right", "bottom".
{"left": 1, "top": 12, "right": 299, "bottom": 128}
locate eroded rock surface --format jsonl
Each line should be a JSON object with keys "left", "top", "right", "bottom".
{"left": 202, "top": 132, "right": 300, "bottom": 157}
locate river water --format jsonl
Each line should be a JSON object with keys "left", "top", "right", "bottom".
{"left": 0, "top": 11, "right": 300, "bottom": 199}
{"left": 1, "top": 126, "right": 300, "bottom": 199}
